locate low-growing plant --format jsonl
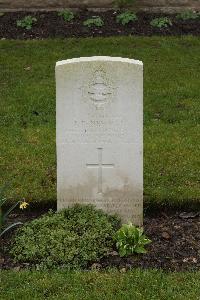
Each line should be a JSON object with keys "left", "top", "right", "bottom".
{"left": 116, "top": 11, "right": 138, "bottom": 25}
{"left": 0, "top": 184, "right": 29, "bottom": 237}
{"left": 115, "top": 223, "right": 151, "bottom": 257}
{"left": 16, "top": 16, "right": 37, "bottom": 30}
{"left": 10, "top": 204, "right": 120, "bottom": 269}
{"left": 150, "top": 17, "right": 172, "bottom": 29}
{"left": 0, "top": 12, "right": 5, "bottom": 17}
{"left": 176, "top": 10, "right": 199, "bottom": 21}
{"left": 83, "top": 17, "right": 104, "bottom": 28}
{"left": 58, "top": 9, "right": 74, "bottom": 22}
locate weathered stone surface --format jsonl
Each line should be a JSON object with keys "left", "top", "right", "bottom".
{"left": 56, "top": 56, "right": 143, "bottom": 225}
{"left": 0, "top": 0, "right": 199, "bottom": 12}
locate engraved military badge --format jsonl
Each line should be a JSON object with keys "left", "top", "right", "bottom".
{"left": 81, "top": 68, "right": 116, "bottom": 107}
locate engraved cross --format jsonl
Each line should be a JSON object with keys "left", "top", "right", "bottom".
{"left": 86, "top": 148, "right": 114, "bottom": 194}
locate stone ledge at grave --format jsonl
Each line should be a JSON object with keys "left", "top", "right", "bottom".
{"left": 0, "top": 0, "right": 199, "bottom": 13}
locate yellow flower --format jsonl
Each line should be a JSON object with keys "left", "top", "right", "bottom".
{"left": 20, "top": 201, "right": 29, "bottom": 210}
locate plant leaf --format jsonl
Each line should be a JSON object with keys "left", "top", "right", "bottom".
{"left": 0, "top": 222, "right": 23, "bottom": 237}
{"left": 135, "top": 247, "right": 147, "bottom": 254}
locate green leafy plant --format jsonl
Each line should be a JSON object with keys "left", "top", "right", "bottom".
{"left": 115, "top": 223, "right": 151, "bottom": 257}
{"left": 16, "top": 16, "right": 37, "bottom": 30}
{"left": 58, "top": 10, "right": 74, "bottom": 22}
{"left": 0, "top": 184, "right": 29, "bottom": 237}
{"left": 114, "top": 0, "right": 135, "bottom": 9}
{"left": 150, "top": 17, "right": 172, "bottom": 29}
{"left": 116, "top": 11, "right": 138, "bottom": 25}
{"left": 176, "top": 10, "right": 199, "bottom": 21}
{"left": 10, "top": 204, "right": 120, "bottom": 269}
{"left": 83, "top": 17, "right": 104, "bottom": 28}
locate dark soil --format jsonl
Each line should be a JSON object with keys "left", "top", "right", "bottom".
{"left": 99, "top": 211, "right": 200, "bottom": 272}
{"left": 0, "top": 11, "right": 199, "bottom": 39}
{"left": 1, "top": 209, "right": 200, "bottom": 271}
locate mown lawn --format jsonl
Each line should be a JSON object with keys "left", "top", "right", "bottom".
{"left": 0, "top": 36, "right": 199, "bottom": 208}
{"left": 1, "top": 269, "right": 200, "bottom": 300}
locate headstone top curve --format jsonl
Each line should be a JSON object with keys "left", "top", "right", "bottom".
{"left": 56, "top": 56, "right": 143, "bottom": 68}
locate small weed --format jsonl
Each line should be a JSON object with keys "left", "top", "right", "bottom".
{"left": 16, "top": 16, "right": 37, "bottom": 30}
{"left": 115, "top": 223, "right": 151, "bottom": 257}
{"left": 176, "top": 10, "right": 200, "bottom": 21}
{"left": 150, "top": 17, "right": 172, "bottom": 29}
{"left": 58, "top": 10, "right": 74, "bottom": 22}
{"left": 83, "top": 17, "right": 104, "bottom": 28}
{"left": 116, "top": 11, "right": 138, "bottom": 25}
{"left": 0, "top": 12, "right": 5, "bottom": 17}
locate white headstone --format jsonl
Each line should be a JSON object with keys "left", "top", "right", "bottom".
{"left": 56, "top": 56, "right": 143, "bottom": 225}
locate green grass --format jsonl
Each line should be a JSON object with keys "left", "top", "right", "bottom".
{"left": 0, "top": 36, "right": 199, "bottom": 208}
{"left": 1, "top": 269, "right": 200, "bottom": 299}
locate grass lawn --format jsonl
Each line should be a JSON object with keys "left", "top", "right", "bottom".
{"left": 0, "top": 36, "right": 199, "bottom": 208}
{"left": 1, "top": 269, "right": 200, "bottom": 299}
